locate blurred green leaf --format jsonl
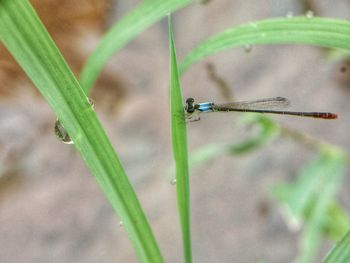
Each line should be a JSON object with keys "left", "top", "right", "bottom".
{"left": 273, "top": 151, "right": 345, "bottom": 221}
{"left": 229, "top": 114, "right": 280, "bottom": 154}
{"left": 189, "top": 114, "right": 280, "bottom": 168}
{"left": 324, "top": 229, "right": 350, "bottom": 263}
{"left": 323, "top": 203, "right": 350, "bottom": 241}
{"left": 0, "top": 1, "right": 163, "bottom": 262}
{"left": 169, "top": 16, "right": 192, "bottom": 263}
{"left": 272, "top": 150, "right": 346, "bottom": 263}
{"left": 180, "top": 17, "right": 350, "bottom": 74}
{"left": 190, "top": 143, "right": 231, "bottom": 167}
{"left": 80, "top": 0, "right": 193, "bottom": 93}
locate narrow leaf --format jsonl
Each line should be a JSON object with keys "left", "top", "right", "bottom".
{"left": 180, "top": 17, "right": 350, "bottom": 74}
{"left": 0, "top": 1, "right": 163, "bottom": 262}
{"left": 169, "top": 16, "right": 192, "bottom": 263}
{"left": 324, "top": 230, "right": 350, "bottom": 263}
{"left": 273, "top": 150, "right": 346, "bottom": 263}
{"left": 80, "top": 0, "right": 193, "bottom": 93}
{"left": 323, "top": 203, "right": 350, "bottom": 241}
{"left": 297, "top": 153, "right": 345, "bottom": 263}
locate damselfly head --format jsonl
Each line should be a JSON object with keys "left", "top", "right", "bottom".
{"left": 185, "top": 97, "right": 196, "bottom": 113}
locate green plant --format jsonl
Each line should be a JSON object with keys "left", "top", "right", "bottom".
{"left": 169, "top": 16, "right": 192, "bottom": 263}
{"left": 1, "top": 0, "right": 350, "bottom": 262}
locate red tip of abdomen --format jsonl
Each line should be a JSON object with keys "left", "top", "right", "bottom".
{"left": 318, "top": 112, "right": 338, "bottom": 119}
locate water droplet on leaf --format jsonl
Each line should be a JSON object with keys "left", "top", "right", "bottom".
{"left": 171, "top": 179, "right": 177, "bottom": 185}
{"left": 53, "top": 97, "right": 94, "bottom": 145}
{"left": 54, "top": 119, "right": 73, "bottom": 144}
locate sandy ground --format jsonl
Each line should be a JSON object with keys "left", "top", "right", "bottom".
{"left": 1, "top": 0, "right": 350, "bottom": 262}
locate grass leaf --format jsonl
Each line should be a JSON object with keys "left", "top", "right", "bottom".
{"left": 180, "top": 17, "right": 350, "bottom": 74}
{"left": 0, "top": 1, "right": 163, "bottom": 262}
{"left": 324, "top": 230, "right": 350, "bottom": 263}
{"left": 272, "top": 150, "right": 346, "bottom": 263}
{"left": 169, "top": 16, "right": 192, "bottom": 263}
{"left": 80, "top": 0, "right": 193, "bottom": 93}
{"left": 323, "top": 203, "right": 350, "bottom": 241}
{"left": 188, "top": 114, "right": 280, "bottom": 168}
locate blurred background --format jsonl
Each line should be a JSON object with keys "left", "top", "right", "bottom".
{"left": 1, "top": 0, "right": 350, "bottom": 262}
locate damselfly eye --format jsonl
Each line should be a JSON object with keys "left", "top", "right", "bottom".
{"left": 186, "top": 98, "right": 194, "bottom": 104}
{"left": 185, "top": 98, "right": 195, "bottom": 113}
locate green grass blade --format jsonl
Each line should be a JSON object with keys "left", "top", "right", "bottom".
{"left": 273, "top": 151, "right": 345, "bottom": 221}
{"left": 169, "top": 16, "right": 192, "bottom": 263}
{"left": 324, "top": 230, "right": 350, "bottom": 263}
{"left": 272, "top": 150, "right": 346, "bottom": 263}
{"left": 228, "top": 114, "right": 280, "bottom": 154}
{"left": 323, "top": 203, "right": 350, "bottom": 241}
{"left": 180, "top": 17, "right": 350, "bottom": 74}
{"left": 189, "top": 114, "right": 280, "bottom": 168}
{"left": 80, "top": 0, "right": 193, "bottom": 93}
{"left": 297, "top": 154, "right": 345, "bottom": 263}
{"left": 0, "top": 1, "right": 163, "bottom": 262}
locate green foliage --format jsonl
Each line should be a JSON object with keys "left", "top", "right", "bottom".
{"left": 177, "top": 15, "right": 350, "bottom": 262}
{"left": 272, "top": 150, "right": 347, "bottom": 263}
{"left": 324, "top": 230, "right": 350, "bottom": 263}
{"left": 1, "top": 0, "right": 350, "bottom": 262}
{"left": 323, "top": 203, "right": 350, "bottom": 241}
{"left": 169, "top": 16, "right": 192, "bottom": 263}
{"left": 187, "top": 113, "right": 349, "bottom": 263}
{"left": 189, "top": 114, "right": 280, "bottom": 168}
{"left": 80, "top": 0, "right": 193, "bottom": 93}
{"left": 230, "top": 114, "right": 281, "bottom": 154}
{"left": 180, "top": 17, "right": 350, "bottom": 75}
{"left": 0, "top": 1, "right": 163, "bottom": 262}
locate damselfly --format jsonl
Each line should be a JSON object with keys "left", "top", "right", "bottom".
{"left": 184, "top": 97, "right": 337, "bottom": 121}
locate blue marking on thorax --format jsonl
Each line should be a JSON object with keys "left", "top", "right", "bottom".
{"left": 198, "top": 102, "right": 214, "bottom": 112}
